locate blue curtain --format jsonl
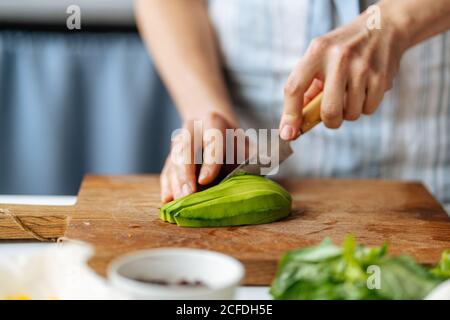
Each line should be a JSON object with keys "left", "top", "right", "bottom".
{"left": 0, "top": 30, "right": 180, "bottom": 195}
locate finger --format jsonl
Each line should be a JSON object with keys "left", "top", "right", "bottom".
{"left": 170, "top": 161, "right": 196, "bottom": 199}
{"left": 198, "top": 154, "right": 222, "bottom": 185}
{"left": 171, "top": 141, "right": 197, "bottom": 198}
{"left": 344, "top": 73, "right": 366, "bottom": 121}
{"left": 321, "top": 64, "right": 347, "bottom": 129}
{"left": 280, "top": 59, "right": 317, "bottom": 140}
{"left": 169, "top": 123, "right": 197, "bottom": 199}
{"left": 169, "top": 169, "right": 182, "bottom": 200}
{"left": 199, "top": 114, "right": 226, "bottom": 185}
{"left": 363, "top": 76, "right": 384, "bottom": 115}
{"left": 160, "top": 168, "right": 173, "bottom": 203}
{"left": 303, "top": 79, "right": 324, "bottom": 106}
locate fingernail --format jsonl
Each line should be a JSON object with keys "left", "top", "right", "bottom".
{"left": 181, "top": 184, "right": 192, "bottom": 197}
{"left": 280, "top": 125, "right": 295, "bottom": 140}
{"left": 161, "top": 191, "right": 171, "bottom": 203}
{"left": 199, "top": 169, "right": 209, "bottom": 182}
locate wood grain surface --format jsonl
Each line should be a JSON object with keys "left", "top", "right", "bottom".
{"left": 67, "top": 175, "right": 450, "bottom": 285}
{"left": 1, "top": 175, "right": 450, "bottom": 285}
{"left": 0, "top": 206, "right": 69, "bottom": 241}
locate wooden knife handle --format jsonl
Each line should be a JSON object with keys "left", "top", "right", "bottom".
{"left": 301, "top": 92, "right": 323, "bottom": 134}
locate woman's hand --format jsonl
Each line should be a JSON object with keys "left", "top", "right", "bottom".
{"left": 136, "top": 0, "right": 241, "bottom": 202}
{"left": 160, "top": 113, "right": 237, "bottom": 203}
{"left": 279, "top": 5, "right": 410, "bottom": 140}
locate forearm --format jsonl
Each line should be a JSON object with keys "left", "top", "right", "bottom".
{"left": 379, "top": 0, "right": 450, "bottom": 48}
{"left": 135, "top": 0, "right": 237, "bottom": 126}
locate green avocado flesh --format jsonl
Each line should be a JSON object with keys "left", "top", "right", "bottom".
{"left": 160, "top": 174, "right": 292, "bottom": 227}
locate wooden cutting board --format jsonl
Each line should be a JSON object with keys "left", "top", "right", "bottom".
{"left": 1, "top": 175, "right": 450, "bottom": 285}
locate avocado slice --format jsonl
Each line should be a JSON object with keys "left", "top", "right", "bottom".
{"left": 160, "top": 174, "right": 292, "bottom": 227}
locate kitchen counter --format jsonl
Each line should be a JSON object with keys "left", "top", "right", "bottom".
{"left": 0, "top": 195, "right": 270, "bottom": 300}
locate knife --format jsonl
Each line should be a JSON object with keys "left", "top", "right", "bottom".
{"left": 223, "top": 92, "right": 323, "bottom": 181}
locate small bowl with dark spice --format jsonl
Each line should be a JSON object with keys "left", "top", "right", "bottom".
{"left": 107, "top": 248, "right": 244, "bottom": 299}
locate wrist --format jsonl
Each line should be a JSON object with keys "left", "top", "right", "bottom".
{"left": 377, "top": 0, "right": 416, "bottom": 51}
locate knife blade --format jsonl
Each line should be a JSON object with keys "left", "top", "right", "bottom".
{"left": 223, "top": 92, "right": 323, "bottom": 181}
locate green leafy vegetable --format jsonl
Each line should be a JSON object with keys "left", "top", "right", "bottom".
{"left": 270, "top": 236, "right": 450, "bottom": 300}
{"left": 431, "top": 250, "right": 450, "bottom": 278}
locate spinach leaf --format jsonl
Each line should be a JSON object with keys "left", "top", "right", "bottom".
{"left": 270, "top": 236, "right": 450, "bottom": 300}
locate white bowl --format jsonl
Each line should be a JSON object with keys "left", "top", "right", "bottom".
{"left": 425, "top": 279, "right": 450, "bottom": 300}
{"left": 107, "top": 248, "right": 245, "bottom": 300}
